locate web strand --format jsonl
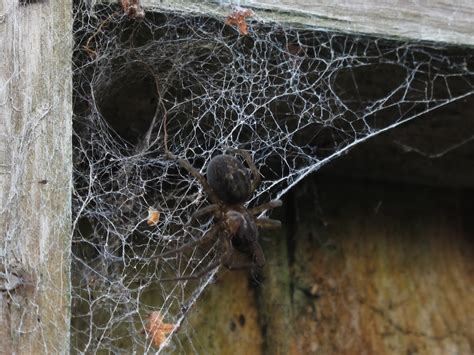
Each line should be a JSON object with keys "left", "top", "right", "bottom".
{"left": 71, "top": 3, "right": 474, "bottom": 353}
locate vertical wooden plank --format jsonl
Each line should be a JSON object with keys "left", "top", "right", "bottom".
{"left": 0, "top": 0, "right": 72, "bottom": 353}
{"left": 180, "top": 178, "right": 473, "bottom": 354}
{"left": 257, "top": 225, "right": 292, "bottom": 355}
{"left": 176, "top": 271, "right": 263, "bottom": 355}
{"left": 291, "top": 180, "right": 474, "bottom": 354}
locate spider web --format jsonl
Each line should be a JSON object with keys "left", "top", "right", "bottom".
{"left": 71, "top": 2, "right": 474, "bottom": 353}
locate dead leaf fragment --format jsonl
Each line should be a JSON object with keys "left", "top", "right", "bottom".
{"left": 225, "top": 8, "right": 254, "bottom": 35}
{"left": 120, "top": 0, "right": 145, "bottom": 20}
{"left": 147, "top": 207, "right": 160, "bottom": 226}
{"left": 145, "top": 311, "right": 176, "bottom": 347}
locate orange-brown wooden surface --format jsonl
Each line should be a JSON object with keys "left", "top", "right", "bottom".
{"left": 187, "top": 178, "right": 473, "bottom": 355}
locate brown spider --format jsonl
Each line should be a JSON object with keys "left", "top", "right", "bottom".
{"left": 157, "top": 149, "right": 282, "bottom": 281}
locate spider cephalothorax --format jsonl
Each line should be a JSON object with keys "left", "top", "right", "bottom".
{"left": 206, "top": 155, "right": 252, "bottom": 204}
{"left": 158, "top": 150, "right": 282, "bottom": 280}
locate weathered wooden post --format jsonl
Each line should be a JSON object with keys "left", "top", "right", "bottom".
{"left": 0, "top": 1, "right": 72, "bottom": 353}
{"left": 65, "top": 1, "right": 472, "bottom": 353}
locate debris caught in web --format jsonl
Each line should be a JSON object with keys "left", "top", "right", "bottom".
{"left": 120, "top": 0, "right": 145, "bottom": 20}
{"left": 144, "top": 311, "right": 176, "bottom": 348}
{"left": 225, "top": 8, "right": 254, "bottom": 35}
{"left": 71, "top": 1, "right": 474, "bottom": 352}
{"left": 147, "top": 207, "right": 160, "bottom": 226}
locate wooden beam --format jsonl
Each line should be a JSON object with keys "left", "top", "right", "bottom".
{"left": 139, "top": 0, "right": 474, "bottom": 46}
{"left": 173, "top": 179, "right": 474, "bottom": 354}
{"left": 0, "top": 1, "right": 72, "bottom": 352}
{"left": 290, "top": 179, "right": 474, "bottom": 354}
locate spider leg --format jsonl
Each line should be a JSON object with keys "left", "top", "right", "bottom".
{"left": 250, "top": 199, "right": 283, "bottom": 215}
{"left": 186, "top": 204, "right": 220, "bottom": 227}
{"left": 250, "top": 241, "right": 266, "bottom": 267}
{"left": 223, "top": 261, "right": 255, "bottom": 271}
{"left": 221, "top": 237, "right": 265, "bottom": 268}
{"left": 227, "top": 149, "right": 261, "bottom": 193}
{"left": 157, "top": 231, "right": 231, "bottom": 282}
{"left": 223, "top": 253, "right": 264, "bottom": 269}
{"left": 157, "top": 259, "right": 221, "bottom": 282}
{"left": 256, "top": 218, "right": 282, "bottom": 229}
{"left": 152, "top": 225, "right": 218, "bottom": 259}
{"left": 167, "top": 151, "right": 220, "bottom": 204}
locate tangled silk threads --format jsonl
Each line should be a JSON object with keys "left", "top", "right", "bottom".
{"left": 71, "top": 2, "right": 474, "bottom": 352}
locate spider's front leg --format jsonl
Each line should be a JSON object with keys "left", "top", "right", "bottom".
{"left": 157, "top": 259, "right": 222, "bottom": 282}
{"left": 157, "top": 229, "right": 231, "bottom": 282}
{"left": 166, "top": 151, "right": 220, "bottom": 204}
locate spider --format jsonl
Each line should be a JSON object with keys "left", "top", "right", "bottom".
{"left": 157, "top": 149, "right": 282, "bottom": 281}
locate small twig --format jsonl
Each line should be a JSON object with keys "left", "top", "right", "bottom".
{"left": 83, "top": 11, "right": 120, "bottom": 58}
{"left": 137, "top": 61, "right": 173, "bottom": 157}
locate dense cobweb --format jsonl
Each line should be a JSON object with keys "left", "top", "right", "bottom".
{"left": 71, "top": 2, "right": 474, "bottom": 353}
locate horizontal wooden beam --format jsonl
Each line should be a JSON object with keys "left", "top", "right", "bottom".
{"left": 137, "top": 0, "right": 474, "bottom": 47}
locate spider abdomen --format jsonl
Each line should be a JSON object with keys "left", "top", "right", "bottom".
{"left": 227, "top": 209, "right": 264, "bottom": 266}
{"left": 206, "top": 155, "right": 252, "bottom": 204}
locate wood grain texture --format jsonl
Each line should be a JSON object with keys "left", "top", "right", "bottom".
{"left": 182, "top": 271, "right": 263, "bottom": 355}
{"left": 141, "top": 0, "right": 474, "bottom": 46}
{"left": 0, "top": 1, "right": 72, "bottom": 353}
{"left": 289, "top": 179, "right": 473, "bottom": 354}
{"left": 184, "top": 178, "right": 473, "bottom": 354}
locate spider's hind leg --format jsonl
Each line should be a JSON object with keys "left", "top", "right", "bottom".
{"left": 222, "top": 236, "right": 266, "bottom": 269}
{"left": 186, "top": 204, "right": 220, "bottom": 227}
{"left": 256, "top": 218, "right": 281, "bottom": 230}
{"left": 153, "top": 225, "right": 218, "bottom": 259}
{"left": 157, "top": 259, "right": 221, "bottom": 282}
